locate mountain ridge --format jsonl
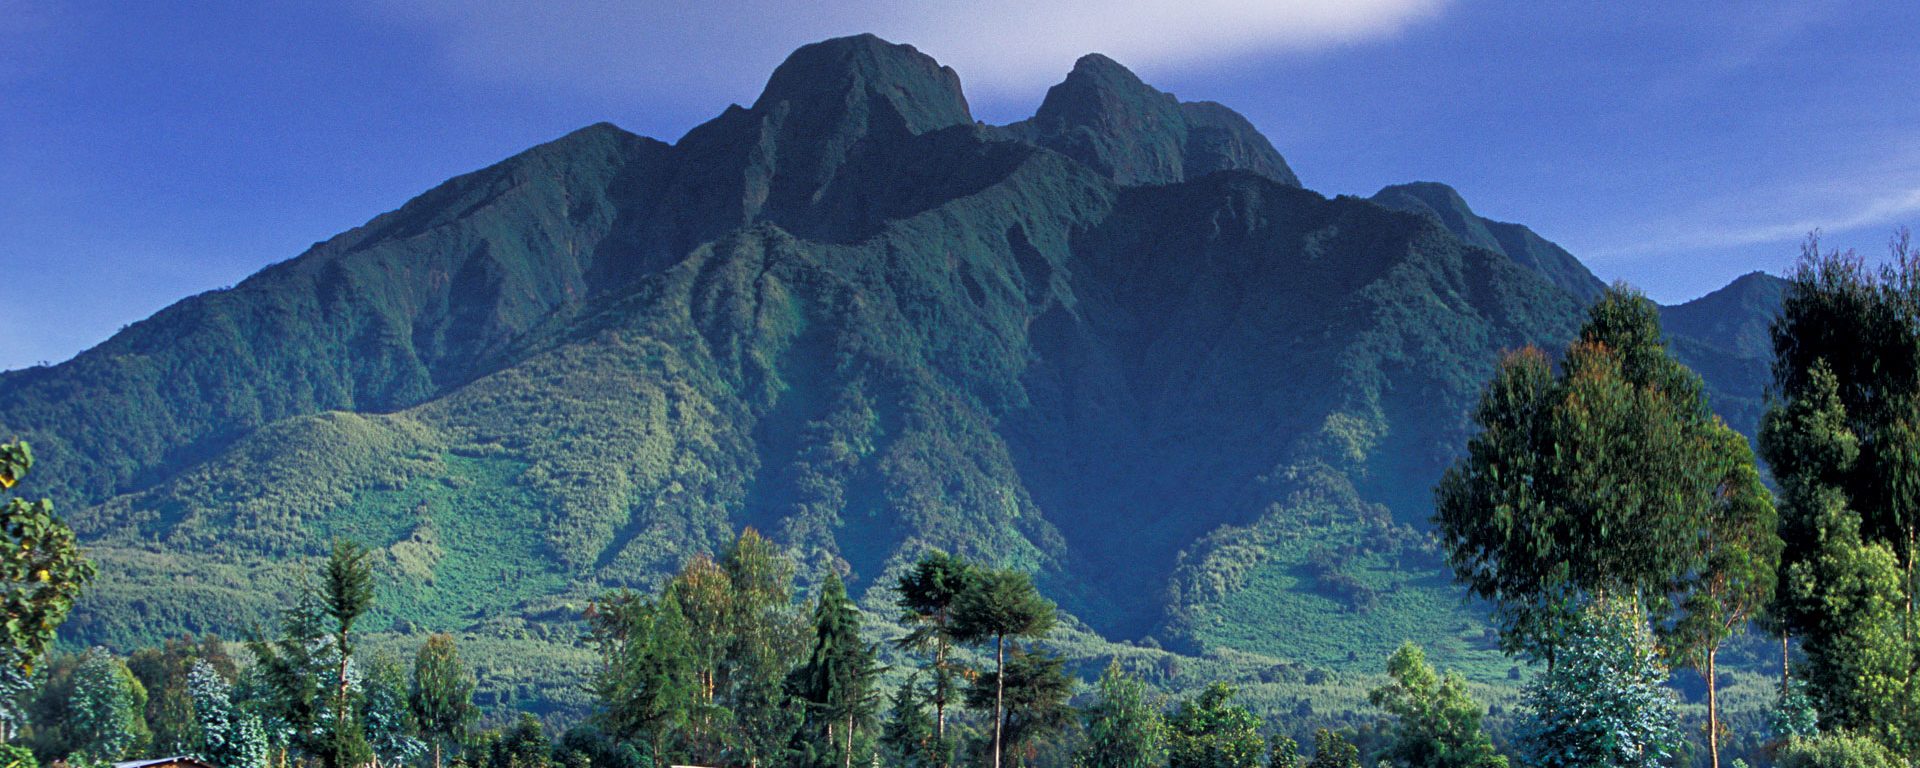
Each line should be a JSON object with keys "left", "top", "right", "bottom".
{"left": 0, "top": 34, "right": 1784, "bottom": 718}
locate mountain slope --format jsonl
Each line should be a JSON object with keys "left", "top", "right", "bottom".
{"left": 1, "top": 35, "right": 1781, "bottom": 718}
{"left": 1370, "top": 182, "right": 1606, "bottom": 303}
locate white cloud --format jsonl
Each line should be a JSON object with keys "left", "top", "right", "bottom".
{"left": 1588, "top": 183, "right": 1920, "bottom": 262}
{"left": 365, "top": 0, "right": 1445, "bottom": 107}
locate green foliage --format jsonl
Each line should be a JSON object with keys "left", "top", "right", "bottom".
{"left": 472, "top": 713, "right": 556, "bottom": 768}
{"left": 1168, "top": 682, "right": 1265, "bottom": 768}
{"left": 1515, "top": 601, "right": 1681, "bottom": 768}
{"left": 788, "top": 572, "right": 883, "bottom": 768}
{"left": 953, "top": 568, "right": 1056, "bottom": 768}
{"left": 1271, "top": 735, "right": 1303, "bottom": 768}
{"left": 897, "top": 549, "right": 978, "bottom": 756}
{"left": 66, "top": 647, "right": 151, "bottom": 762}
{"left": 1763, "top": 238, "right": 1920, "bottom": 761}
{"left": 1079, "top": 662, "right": 1166, "bottom": 768}
{"left": 1775, "top": 732, "right": 1906, "bottom": 768}
{"left": 1367, "top": 642, "right": 1505, "bottom": 768}
{"left": 321, "top": 540, "right": 378, "bottom": 768}
{"left": 1307, "top": 729, "right": 1362, "bottom": 768}
{"left": 884, "top": 675, "right": 942, "bottom": 768}
{"left": 189, "top": 659, "right": 268, "bottom": 768}
{"left": 0, "top": 441, "right": 95, "bottom": 697}
{"left": 1771, "top": 677, "right": 1820, "bottom": 742}
{"left": 413, "top": 633, "right": 478, "bottom": 768}
{"left": 1778, "top": 501, "right": 1914, "bottom": 751}
{"left": 363, "top": 652, "right": 426, "bottom": 766}
{"left": 0, "top": 744, "right": 36, "bottom": 768}
{"left": 965, "top": 647, "right": 1072, "bottom": 768}
{"left": 1435, "top": 288, "right": 1763, "bottom": 662}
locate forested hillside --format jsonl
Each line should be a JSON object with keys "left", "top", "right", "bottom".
{"left": 0, "top": 34, "right": 1783, "bottom": 720}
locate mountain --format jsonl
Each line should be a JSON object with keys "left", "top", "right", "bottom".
{"left": 0, "top": 35, "right": 1782, "bottom": 717}
{"left": 1369, "top": 182, "right": 1606, "bottom": 303}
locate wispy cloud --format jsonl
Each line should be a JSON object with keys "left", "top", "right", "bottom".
{"left": 1584, "top": 150, "right": 1920, "bottom": 263}
{"left": 366, "top": 0, "right": 1446, "bottom": 106}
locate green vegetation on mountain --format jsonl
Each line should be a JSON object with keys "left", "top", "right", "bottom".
{"left": 0, "top": 32, "right": 1790, "bottom": 742}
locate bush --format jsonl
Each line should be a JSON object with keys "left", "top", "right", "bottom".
{"left": 1775, "top": 733, "right": 1904, "bottom": 768}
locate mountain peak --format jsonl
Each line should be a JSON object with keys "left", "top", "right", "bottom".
{"left": 1018, "top": 53, "right": 1297, "bottom": 187}
{"left": 1371, "top": 181, "right": 1605, "bottom": 302}
{"left": 753, "top": 34, "right": 972, "bottom": 136}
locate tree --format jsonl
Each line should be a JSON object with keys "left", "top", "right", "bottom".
{"left": 1776, "top": 731, "right": 1905, "bottom": 768}
{"left": 410, "top": 634, "right": 476, "bottom": 768}
{"left": 1435, "top": 289, "right": 1745, "bottom": 662}
{"left": 67, "top": 648, "right": 150, "bottom": 762}
{"left": 320, "top": 540, "right": 375, "bottom": 768}
{"left": 1770, "top": 677, "right": 1820, "bottom": 743}
{"left": 1764, "top": 238, "right": 1920, "bottom": 758}
{"left": 1659, "top": 428, "right": 1780, "bottom": 768}
{"left": 717, "top": 529, "right": 806, "bottom": 768}
{"left": 787, "top": 573, "right": 882, "bottom": 768}
{"left": 589, "top": 587, "right": 697, "bottom": 764}
{"left": 475, "top": 714, "right": 554, "bottom": 768}
{"left": 1516, "top": 600, "right": 1681, "bottom": 768}
{"left": 966, "top": 647, "right": 1071, "bottom": 768}
{"left": 127, "top": 635, "right": 237, "bottom": 757}
{"left": 1270, "top": 735, "right": 1303, "bottom": 768}
{"left": 882, "top": 675, "right": 939, "bottom": 768}
{"left": 189, "top": 660, "right": 268, "bottom": 768}
{"left": 246, "top": 585, "right": 332, "bottom": 763}
{"left": 1078, "top": 662, "right": 1166, "bottom": 768}
{"left": 361, "top": 653, "right": 424, "bottom": 768}
{"left": 1167, "top": 682, "right": 1264, "bottom": 768}
{"left": 896, "top": 550, "right": 977, "bottom": 757}
{"left": 1779, "top": 499, "right": 1912, "bottom": 750}
{"left": 1367, "top": 642, "right": 1505, "bottom": 768}
{"left": 1306, "top": 729, "right": 1361, "bottom": 768}
{"left": 952, "top": 568, "right": 1056, "bottom": 768}
{"left": 0, "top": 441, "right": 95, "bottom": 737}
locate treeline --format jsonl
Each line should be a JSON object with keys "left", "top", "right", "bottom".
{"left": 3, "top": 542, "right": 482, "bottom": 768}
{"left": 1432, "top": 233, "right": 1920, "bottom": 768}
{"left": 557, "top": 529, "right": 1494, "bottom": 768}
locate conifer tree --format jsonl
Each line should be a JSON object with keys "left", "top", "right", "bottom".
{"left": 787, "top": 573, "right": 881, "bottom": 768}
{"left": 1516, "top": 600, "right": 1681, "bottom": 768}
{"left": 67, "top": 648, "right": 150, "bottom": 762}
{"left": 952, "top": 568, "right": 1055, "bottom": 768}
{"left": 882, "top": 675, "right": 938, "bottom": 768}
{"left": 361, "top": 653, "right": 424, "bottom": 768}
{"left": 189, "top": 659, "right": 268, "bottom": 768}
{"left": 896, "top": 550, "right": 977, "bottom": 757}
{"left": 967, "top": 647, "right": 1071, "bottom": 768}
{"left": 320, "top": 540, "right": 375, "bottom": 768}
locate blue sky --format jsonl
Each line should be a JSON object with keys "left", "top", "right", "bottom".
{"left": 3, "top": 1, "right": 1917, "bottom": 371}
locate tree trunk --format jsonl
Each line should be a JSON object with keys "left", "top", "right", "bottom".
{"left": 993, "top": 634, "right": 1006, "bottom": 768}
{"left": 1707, "top": 647, "right": 1721, "bottom": 768}
{"left": 338, "top": 636, "right": 352, "bottom": 767}
{"left": 434, "top": 740, "right": 443, "bottom": 768}
{"left": 1782, "top": 632, "right": 1791, "bottom": 684}
{"left": 935, "top": 637, "right": 948, "bottom": 742}
{"left": 846, "top": 711, "right": 856, "bottom": 768}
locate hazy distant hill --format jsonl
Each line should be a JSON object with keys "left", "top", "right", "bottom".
{"left": 0, "top": 34, "right": 1783, "bottom": 717}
